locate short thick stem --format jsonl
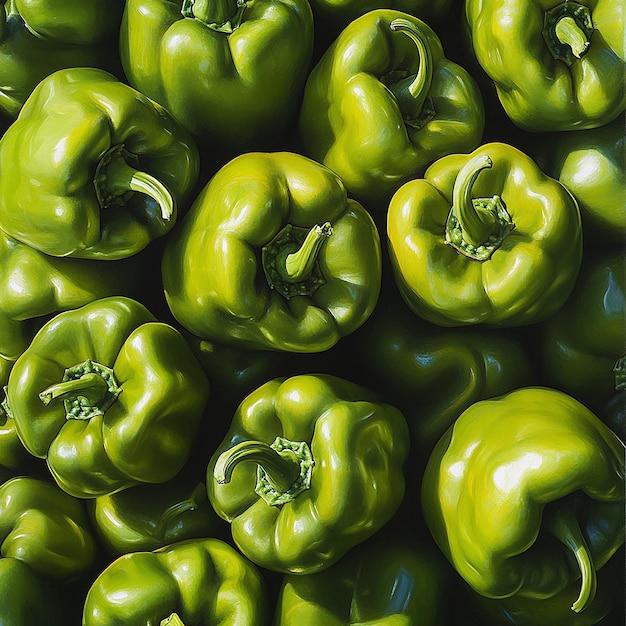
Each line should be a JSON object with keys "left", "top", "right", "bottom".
{"left": 284, "top": 222, "right": 333, "bottom": 283}
{"left": 181, "top": 0, "right": 246, "bottom": 32}
{"left": 555, "top": 16, "right": 590, "bottom": 58}
{"left": 161, "top": 614, "right": 185, "bottom": 626}
{"left": 94, "top": 145, "right": 174, "bottom": 220}
{"left": 543, "top": 2, "right": 594, "bottom": 65}
{"left": 546, "top": 504, "right": 597, "bottom": 613}
{"left": 388, "top": 18, "right": 433, "bottom": 127}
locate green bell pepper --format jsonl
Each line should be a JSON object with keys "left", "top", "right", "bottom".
{"left": 535, "top": 117, "right": 625, "bottom": 245}
{"left": 0, "top": 67, "right": 199, "bottom": 260}
{"left": 0, "top": 476, "right": 97, "bottom": 579}
{"left": 464, "top": 0, "right": 626, "bottom": 131}
{"left": 5, "top": 296, "right": 210, "bottom": 498}
{"left": 82, "top": 537, "right": 268, "bottom": 626}
{"left": 343, "top": 278, "right": 534, "bottom": 462}
{"left": 275, "top": 529, "right": 450, "bottom": 625}
{"left": 421, "top": 387, "right": 625, "bottom": 616}
{"left": 387, "top": 142, "right": 583, "bottom": 327}
{"left": 88, "top": 476, "right": 227, "bottom": 556}
{"left": 119, "top": 0, "right": 314, "bottom": 157}
{"left": 207, "top": 374, "right": 409, "bottom": 574}
{"left": 162, "top": 151, "right": 382, "bottom": 353}
{"left": 538, "top": 247, "right": 625, "bottom": 414}
{"left": 0, "top": 557, "right": 70, "bottom": 626}
{"left": 0, "top": 0, "right": 124, "bottom": 119}
{"left": 299, "top": 9, "right": 485, "bottom": 206}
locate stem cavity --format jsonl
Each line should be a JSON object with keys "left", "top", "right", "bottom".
{"left": 94, "top": 144, "right": 175, "bottom": 220}
{"left": 214, "top": 436, "right": 314, "bottom": 506}
{"left": 543, "top": 2, "right": 594, "bottom": 65}
{"left": 384, "top": 18, "right": 436, "bottom": 129}
{"left": 444, "top": 154, "right": 515, "bottom": 261}
{"left": 181, "top": 0, "right": 247, "bottom": 33}
{"left": 262, "top": 222, "right": 332, "bottom": 299}
{"left": 38, "top": 360, "right": 121, "bottom": 421}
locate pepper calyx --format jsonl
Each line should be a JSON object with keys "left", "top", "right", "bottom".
{"left": 94, "top": 144, "right": 175, "bottom": 220}
{"left": 1, "top": 385, "right": 12, "bottom": 422}
{"left": 181, "top": 0, "right": 247, "bottom": 33}
{"left": 214, "top": 436, "right": 314, "bottom": 507}
{"left": 262, "top": 222, "right": 332, "bottom": 299}
{"left": 38, "top": 359, "right": 121, "bottom": 421}
{"left": 543, "top": 2, "right": 594, "bottom": 65}
{"left": 444, "top": 154, "right": 515, "bottom": 261}
{"left": 613, "top": 356, "right": 626, "bottom": 392}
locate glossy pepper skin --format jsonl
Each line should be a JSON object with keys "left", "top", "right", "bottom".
{"left": 0, "top": 476, "right": 97, "bottom": 580}
{"left": 275, "top": 530, "right": 450, "bottom": 625}
{"left": 387, "top": 142, "right": 583, "bottom": 327}
{"left": 207, "top": 374, "right": 409, "bottom": 574}
{"left": 0, "top": 67, "right": 199, "bottom": 260}
{"left": 464, "top": 0, "right": 626, "bottom": 131}
{"left": 421, "top": 387, "right": 625, "bottom": 616}
{"left": 82, "top": 537, "right": 268, "bottom": 626}
{"left": 539, "top": 248, "right": 625, "bottom": 414}
{"left": 535, "top": 117, "right": 625, "bottom": 246}
{"left": 6, "top": 296, "right": 210, "bottom": 498}
{"left": 162, "top": 152, "right": 382, "bottom": 353}
{"left": 343, "top": 279, "right": 534, "bottom": 460}
{"left": 119, "top": 0, "right": 314, "bottom": 157}
{"left": 0, "top": 0, "right": 124, "bottom": 120}
{"left": 299, "top": 9, "right": 485, "bottom": 206}
{"left": 88, "top": 477, "right": 226, "bottom": 556}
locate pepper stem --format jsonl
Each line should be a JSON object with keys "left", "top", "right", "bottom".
{"left": 387, "top": 18, "right": 434, "bottom": 128}
{"left": 94, "top": 145, "right": 174, "bottom": 220}
{"left": 214, "top": 436, "right": 314, "bottom": 506}
{"left": 160, "top": 614, "right": 185, "bottom": 626}
{"left": 545, "top": 504, "right": 597, "bottom": 613}
{"left": 157, "top": 483, "right": 207, "bottom": 531}
{"left": 444, "top": 154, "right": 515, "bottom": 261}
{"left": 613, "top": 356, "right": 626, "bottom": 391}
{"left": 181, "top": 0, "right": 246, "bottom": 32}
{"left": 38, "top": 360, "right": 121, "bottom": 421}
{"left": 555, "top": 15, "right": 590, "bottom": 58}
{"left": 262, "top": 223, "right": 332, "bottom": 299}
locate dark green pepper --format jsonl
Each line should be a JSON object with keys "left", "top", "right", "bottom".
{"left": 6, "top": 296, "right": 210, "bottom": 498}
{"left": 0, "top": 67, "right": 199, "bottom": 260}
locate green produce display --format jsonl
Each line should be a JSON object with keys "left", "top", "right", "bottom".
{"left": 0, "top": 3, "right": 622, "bottom": 624}
{"left": 5, "top": 296, "right": 209, "bottom": 498}
{"left": 207, "top": 374, "right": 409, "bottom": 573}
{"left": 0, "top": 67, "right": 199, "bottom": 259}
{"left": 299, "top": 9, "right": 484, "bottom": 206}
{"left": 387, "top": 142, "right": 583, "bottom": 327}
{"left": 82, "top": 537, "right": 268, "bottom": 625}
{"left": 162, "top": 151, "right": 382, "bottom": 352}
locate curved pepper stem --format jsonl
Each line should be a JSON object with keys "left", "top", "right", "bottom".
{"left": 94, "top": 144, "right": 175, "bottom": 220}
{"left": 545, "top": 503, "right": 597, "bottom": 613}
{"left": 38, "top": 360, "right": 121, "bottom": 421}
{"left": 555, "top": 16, "right": 590, "bottom": 58}
{"left": 156, "top": 483, "right": 207, "bottom": 533}
{"left": 444, "top": 154, "right": 515, "bottom": 261}
{"left": 214, "top": 436, "right": 314, "bottom": 506}
{"left": 387, "top": 18, "right": 435, "bottom": 129}
{"left": 161, "top": 613, "right": 185, "bottom": 626}
{"left": 181, "top": 0, "right": 246, "bottom": 33}
{"left": 262, "top": 222, "right": 332, "bottom": 299}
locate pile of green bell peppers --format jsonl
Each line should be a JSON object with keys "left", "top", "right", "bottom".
{"left": 0, "top": 2, "right": 623, "bottom": 625}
